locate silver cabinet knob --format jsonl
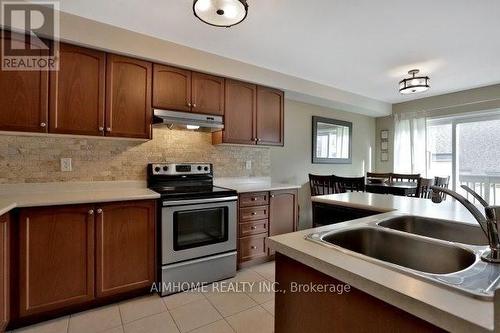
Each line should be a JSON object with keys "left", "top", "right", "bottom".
{"left": 88, "top": 209, "right": 94, "bottom": 215}
{"left": 271, "top": 194, "right": 275, "bottom": 198}
{"left": 98, "top": 126, "right": 104, "bottom": 131}
{"left": 251, "top": 197, "right": 257, "bottom": 201}
{"left": 193, "top": 104, "right": 197, "bottom": 108}
{"left": 250, "top": 246, "right": 257, "bottom": 250}
{"left": 251, "top": 212, "right": 257, "bottom": 215}
{"left": 40, "top": 122, "right": 47, "bottom": 128}
{"left": 96, "top": 208, "right": 103, "bottom": 214}
{"left": 106, "top": 127, "right": 112, "bottom": 132}
{"left": 187, "top": 102, "right": 192, "bottom": 107}
{"left": 251, "top": 226, "right": 257, "bottom": 230}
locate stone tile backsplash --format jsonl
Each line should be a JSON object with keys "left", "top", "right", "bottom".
{"left": 0, "top": 128, "right": 270, "bottom": 183}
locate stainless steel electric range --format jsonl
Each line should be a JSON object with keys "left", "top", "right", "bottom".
{"left": 147, "top": 163, "right": 237, "bottom": 296}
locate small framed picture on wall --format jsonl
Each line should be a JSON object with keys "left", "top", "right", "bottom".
{"left": 381, "top": 130, "right": 389, "bottom": 140}
{"left": 381, "top": 152, "right": 389, "bottom": 161}
{"left": 381, "top": 141, "right": 388, "bottom": 151}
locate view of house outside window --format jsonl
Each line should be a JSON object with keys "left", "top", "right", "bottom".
{"left": 426, "top": 115, "right": 500, "bottom": 204}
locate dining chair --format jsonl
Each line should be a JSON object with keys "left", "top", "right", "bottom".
{"left": 433, "top": 176, "right": 450, "bottom": 201}
{"left": 333, "top": 175, "right": 366, "bottom": 193}
{"left": 416, "top": 178, "right": 434, "bottom": 199}
{"left": 309, "top": 174, "right": 340, "bottom": 196}
{"left": 391, "top": 173, "right": 421, "bottom": 183}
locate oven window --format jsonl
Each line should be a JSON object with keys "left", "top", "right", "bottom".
{"left": 173, "top": 207, "right": 228, "bottom": 251}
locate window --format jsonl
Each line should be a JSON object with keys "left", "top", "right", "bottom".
{"left": 426, "top": 111, "right": 500, "bottom": 205}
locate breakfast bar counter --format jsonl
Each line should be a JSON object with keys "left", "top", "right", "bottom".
{"left": 268, "top": 193, "right": 499, "bottom": 333}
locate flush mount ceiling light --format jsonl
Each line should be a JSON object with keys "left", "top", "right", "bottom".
{"left": 399, "top": 69, "right": 430, "bottom": 95}
{"left": 193, "top": 0, "right": 248, "bottom": 27}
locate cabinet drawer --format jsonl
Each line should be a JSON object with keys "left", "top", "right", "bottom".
{"left": 239, "top": 234, "right": 267, "bottom": 262}
{"left": 239, "top": 206, "right": 268, "bottom": 221}
{"left": 239, "top": 219, "right": 268, "bottom": 237}
{"left": 239, "top": 192, "right": 269, "bottom": 207}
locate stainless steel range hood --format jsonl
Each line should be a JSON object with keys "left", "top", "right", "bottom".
{"left": 153, "top": 109, "right": 224, "bottom": 132}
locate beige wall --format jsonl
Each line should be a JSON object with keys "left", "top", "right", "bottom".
{"left": 0, "top": 128, "right": 270, "bottom": 183}
{"left": 375, "top": 84, "right": 500, "bottom": 173}
{"left": 270, "top": 100, "right": 376, "bottom": 229}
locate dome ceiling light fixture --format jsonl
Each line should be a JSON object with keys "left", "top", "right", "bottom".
{"left": 193, "top": 0, "right": 249, "bottom": 28}
{"left": 399, "top": 69, "right": 430, "bottom": 95}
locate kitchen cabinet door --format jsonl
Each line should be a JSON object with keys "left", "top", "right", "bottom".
{"left": 0, "top": 214, "right": 9, "bottom": 331}
{"left": 0, "top": 31, "right": 49, "bottom": 133}
{"left": 256, "top": 86, "right": 284, "bottom": 146}
{"left": 95, "top": 200, "right": 155, "bottom": 298}
{"left": 49, "top": 43, "right": 106, "bottom": 136}
{"left": 218, "top": 79, "right": 256, "bottom": 144}
{"left": 191, "top": 72, "right": 224, "bottom": 115}
{"left": 153, "top": 64, "right": 191, "bottom": 112}
{"left": 105, "top": 54, "right": 152, "bottom": 139}
{"left": 19, "top": 205, "right": 95, "bottom": 317}
{"left": 269, "top": 189, "right": 298, "bottom": 255}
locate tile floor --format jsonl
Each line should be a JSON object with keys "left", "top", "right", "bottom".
{"left": 9, "top": 261, "right": 276, "bottom": 333}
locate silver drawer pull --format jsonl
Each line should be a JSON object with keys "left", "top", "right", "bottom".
{"left": 251, "top": 226, "right": 257, "bottom": 230}
{"left": 251, "top": 197, "right": 257, "bottom": 201}
{"left": 251, "top": 212, "right": 257, "bottom": 215}
{"left": 88, "top": 209, "right": 94, "bottom": 215}
{"left": 250, "top": 246, "right": 257, "bottom": 250}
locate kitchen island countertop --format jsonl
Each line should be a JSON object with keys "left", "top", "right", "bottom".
{"left": 269, "top": 192, "right": 498, "bottom": 333}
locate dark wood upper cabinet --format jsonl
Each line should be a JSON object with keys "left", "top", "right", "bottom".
{"left": 49, "top": 43, "right": 106, "bottom": 136}
{"left": 18, "top": 205, "right": 95, "bottom": 317}
{"left": 95, "top": 200, "right": 155, "bottom": 298}
{"left": 218, "top": 79, "right": 256, "bottom": 145}
{"left": 0, "top": 32, "right": 49, "bottom": 133}
{"left": 191, "top": 72, "right": 224, "bottom": 115}
{"left": 256, "top": 86, "right": 284, "bottom": 146}
{"left": 0, "top": 214, "right": 9, "bottom": 332}
{"left": 105, "top": 54, "right": 152, "bottom": 139}
{"left": 153, "top": 64, "right": 191, "bottom": 112}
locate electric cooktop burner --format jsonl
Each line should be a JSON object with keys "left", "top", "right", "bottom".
{"left": 147, "top": 163, "right": 237, "bottom": 200}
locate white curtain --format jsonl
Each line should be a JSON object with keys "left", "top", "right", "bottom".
{"left": 393, "top": 111, "right": 427, "bottom": 176}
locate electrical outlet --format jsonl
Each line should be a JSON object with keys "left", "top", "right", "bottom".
{"left": 245, "top": 160, "right": 252, "bottom": 170}
{"left": 60, "top": 158, "right": 72, "bottom": 172}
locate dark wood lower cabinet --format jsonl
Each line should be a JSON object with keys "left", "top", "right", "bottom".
{"left": 19, "top": 205, "right": 95, "bottom": 317}
{"left": 0, "top": 214, "right": 10, "bottom": 332}
{"left": 7, "top": 200, "right": 156, "bottom": 329}
{"left": 275, "top": 253, "right": 445, "bottom": 333}
{"left": 96, "top": 201, "right": 155, "bottom": 298}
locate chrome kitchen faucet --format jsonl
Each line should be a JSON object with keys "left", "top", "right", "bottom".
{"left": 431, "top": 185, "right": 500, "bottom": 263}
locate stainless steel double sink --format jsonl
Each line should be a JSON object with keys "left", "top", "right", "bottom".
{"left": 306, "top": 215, "right": 500, "bottom": 299}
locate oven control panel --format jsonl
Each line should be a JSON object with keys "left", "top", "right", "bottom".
{"left": 149, "top": 163, "right": 212, "bottom": 175}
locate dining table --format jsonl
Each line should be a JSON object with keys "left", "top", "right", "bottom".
{"left": 365, "top": 181, "right": 418, "bottom": 196}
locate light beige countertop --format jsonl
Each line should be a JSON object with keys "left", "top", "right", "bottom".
{"left": 214, "top": 177, "right": 300, "bottom": 193}
{"left": 0, "top": 181, "right": 160, "bottom": 216}
{"left": 312, "top": 192, "right": 478, "bottom": 224}
{"left": 269, "top": 192, "right": 498, "bottom": 333}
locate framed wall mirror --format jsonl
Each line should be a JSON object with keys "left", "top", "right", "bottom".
{"left": 312, "top": 116, "right": 352, "bottom": 164}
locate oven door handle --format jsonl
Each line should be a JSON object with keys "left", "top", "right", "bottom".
{"left": 163, "top": 196, "right": 238, "bottom": 207}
